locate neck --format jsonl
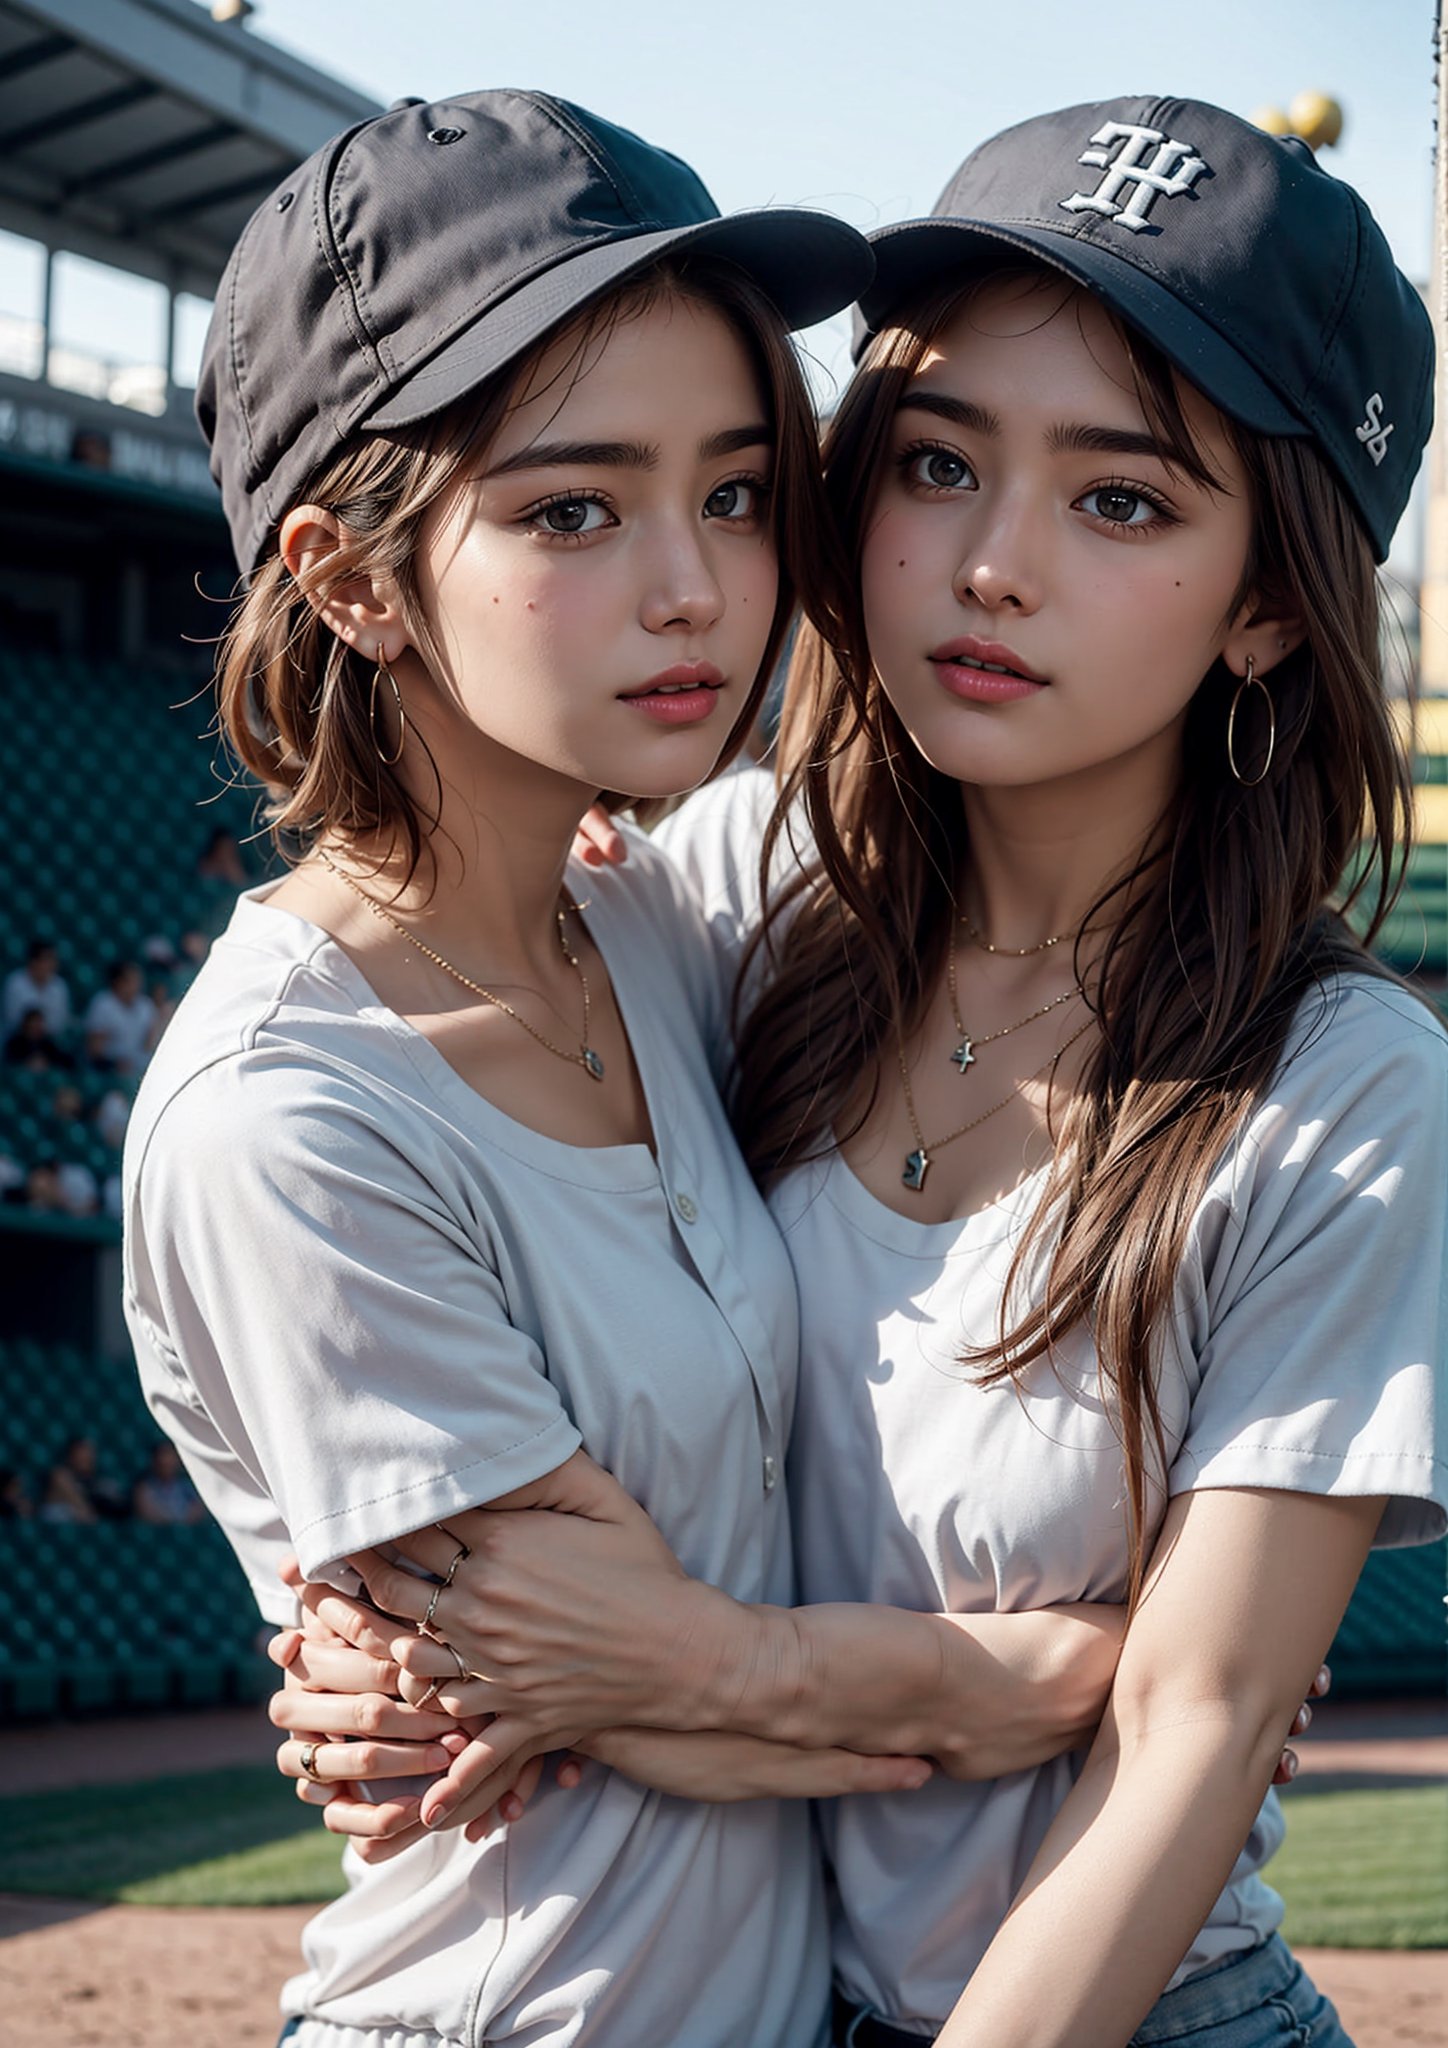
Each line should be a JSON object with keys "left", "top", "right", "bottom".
{"left": 959, "top": 741, "right": 1178, "bottom": 949}
{"left": 333, "top": 686, "right": 597, "bottom": 983}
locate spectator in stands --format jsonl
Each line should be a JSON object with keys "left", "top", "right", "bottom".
{"left": 95, "top": 1087, "right": 131, "bottom": 1150}
{"left": 3, "top": 1005, "right": 74, "bottom": 1070}
{"left": 2, "top": 938, "right": 71, "bottom": 1038}
{"left": 132, "top": 1441, "right": 204, "bottom": 1524}
{"left": 0, "top": 1467, "right": 33, "bottom": 1518}
{"left": 84, "top": 960, "right": 158, "bottom": 1074}
{"left": 38, "top": 1435, "right": 126, "bottom": 1523}
{"left": 7, "top": 1157, "right": 63, "bottom": 1213}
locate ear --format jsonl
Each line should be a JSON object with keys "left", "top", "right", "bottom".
{"left": 279, "top": 504, "right": 410, "bottom": 668}
{"left": 1220, "top": 594, "right": 1306, "bottom": 684}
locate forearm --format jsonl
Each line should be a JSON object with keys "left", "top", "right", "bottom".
{"left": 935, "top": 1488, "right": 1384, "bottom": 2048}
{"left": 700, "top": 1598, "right": 1120, "bottom": 1775}
{"left": 935, "top": 1697, "right": 1288, "bottom": 2046}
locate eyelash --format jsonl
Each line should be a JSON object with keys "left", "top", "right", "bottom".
{"left": 517, "top": 471, "right": 773, "bottom": 545}
{"left": 896, "top": 441, "right": 1180, "bottom": 535}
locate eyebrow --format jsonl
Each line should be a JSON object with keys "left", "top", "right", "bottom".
{"left": 483, "top": 422, "right": 773, "bottom": 481}
{"left": 898, "top": 391, "right": 1178, "bottom": 465}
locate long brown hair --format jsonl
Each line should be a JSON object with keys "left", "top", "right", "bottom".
{"left": 735, "top": 265, "right": 1413, "bottom": 1601}
{"left": 216, "top": 253, "right": 846, "bottom": 885}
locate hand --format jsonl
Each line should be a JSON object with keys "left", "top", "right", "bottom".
{"left": 1272, "top": 1661, "right": 1332, "bottom": 1786}
{"left": 345, "top": 1489, "right": 736, "bottom": 1746}
{"left": 572, "top": 803, "right": 629, "bottom": 869}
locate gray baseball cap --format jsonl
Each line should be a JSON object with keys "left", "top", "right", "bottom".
{"left": 856, "top": 96, "right": 1432, "bottom": 561}
{"left": 197, "top": 88, "right": 873, "bottom": 573}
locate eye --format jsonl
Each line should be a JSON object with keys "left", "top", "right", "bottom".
{"left": 703, "top": 477, "right": 768, "bottom": 521}
{"left": 1076, "top": 483, "right": 1170, "bottom": 529}
{"left": 531, "top": 495, "right": 614, "bottom": 537}
{"left": 902, "top": 445, "right": 976, "bottom": 493}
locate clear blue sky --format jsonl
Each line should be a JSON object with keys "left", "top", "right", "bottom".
{"left": 256, "top": 0, "right": 1440, "bottom": 530}
{"left": 259, "top": 0, "right": 1436, "bottom": 279}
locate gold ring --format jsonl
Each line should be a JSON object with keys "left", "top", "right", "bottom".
{"left": 445, "top": 1641, "right": 472, "bottom": 1682}
{"left": 298, "top": 1740, "right": 327, "bottom": 1784}
{"left": 442, "top": 1542, "right": 469, "bottom": 1589}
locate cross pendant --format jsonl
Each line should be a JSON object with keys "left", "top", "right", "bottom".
{"left": 902, "top": 1148, "right": 930, "bottom": 1191}
{"left": 951, "top": 1037, "right": 976, "bottom": 1074}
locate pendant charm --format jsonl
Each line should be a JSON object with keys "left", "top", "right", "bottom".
{"left": 582, "top": 1047, "right": 605, "bottom": 1081}
{"left": 902, "top": 1148, "right": 930, "bottom": 1192}
{"left": 951, "top": 1037, "right": 976, "bottom": 1075}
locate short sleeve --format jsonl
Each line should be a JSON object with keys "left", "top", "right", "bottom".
{"left": 124, "top": 1051, "right": 582, "bottom": 1606}
{"left": 1171, "top": 982, "right": 1448, "bottom": 1547}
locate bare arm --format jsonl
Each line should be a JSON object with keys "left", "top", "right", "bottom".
{"left": 933, "top": 1485, "right": 1383, "bottom": 2048}
{"left": 348, "top": 1486, "right": 1124, "bottom": 1792}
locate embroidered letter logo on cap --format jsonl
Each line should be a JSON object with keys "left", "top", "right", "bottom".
{"left": 1060, "top": 123, "right": 1209, "bottom": 233}
{"left": 1355, "top": 393, "right": 1395, "bottom": 467}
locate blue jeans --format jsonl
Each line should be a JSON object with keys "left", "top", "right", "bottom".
{"left": 832, "top": 1937, "right": 1353, "bottom": 2047}
{"left": 1128, "top": 1935, "right": 1354, "bottom": 2045}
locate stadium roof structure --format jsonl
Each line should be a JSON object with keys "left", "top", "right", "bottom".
{"left": 0, "top": 0, "right": 380, "bottom": 298}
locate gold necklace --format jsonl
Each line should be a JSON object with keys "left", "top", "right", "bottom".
{"left": 945, "top": 925, "right": 1082, "bottom": 1076}
{"left": 898, "top": 1010, "right": 1095, "bottom": 1192}
{"left": 959, "top": 909, "right": 1080, "bottom": 958}
{"left": 317, "top": 849, "right": 605, "bottom": 1083}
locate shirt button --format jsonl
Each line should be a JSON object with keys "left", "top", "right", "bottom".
{"left": 762, "top": 1455, "right": 778, "bottom": 1494}
{"left": 674, "top": 1192, "right": 698, "bottom": 1224}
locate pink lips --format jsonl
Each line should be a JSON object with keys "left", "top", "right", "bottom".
{"left": 929, "top": 637, "right": 1046, "bottom": 704}
{"left": 620, "top": 661, "right": 724, "bottom": 727}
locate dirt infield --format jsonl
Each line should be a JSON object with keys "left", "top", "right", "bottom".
{"left": 0, "top": 1896, "right": 1443, "bottom": 2048}
{"left": 0, "top": 1698, "right": 1442, "bottom": 2046}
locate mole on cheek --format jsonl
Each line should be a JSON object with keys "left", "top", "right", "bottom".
{"left": 898, "top": 559, "right": 907, "bottom": 569}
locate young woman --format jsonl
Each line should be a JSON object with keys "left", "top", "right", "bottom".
{"left": 127, "top": 88, "right": 1143, "bottom": 2048}
{"left": 278, "top": 97, "right": 1445, "bottom": 2048}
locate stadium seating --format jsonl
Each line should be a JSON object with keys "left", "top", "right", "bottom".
{"left": 0, "top": 646, "right": 259, "bottom": 1011}
{"left": 0, "top": 1336, "right": 272, "bottom": 1717}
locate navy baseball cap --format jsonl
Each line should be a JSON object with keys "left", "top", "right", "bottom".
{"left": 198, "top": 89, "right": 874, "bottom": 573}
{"left": 857, "top": 96, "right": 1432, "bottom": 560}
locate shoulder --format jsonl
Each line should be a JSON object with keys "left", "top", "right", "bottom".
{"left": 1268, "top": 971, "right": 1446, "bottom": 1122}
{"left": 1200, "top": 970, "right": 1447, "bottom": 1249}
{"left": 125, "top": 896, "right": 430, "bottom": 1201}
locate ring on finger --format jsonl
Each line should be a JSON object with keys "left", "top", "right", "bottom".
{"left": 442, "top": 1541, "right": 469, "bottom": 1589}
{"left": 418, "top": 1581, "right": 446, "bottom": 1641}
{"left": 445, "top": 1640, "right": 476, "bottom": 1683}
{"left": 298, "top": 1740, "right": 328, "bottom": 1784}
{"left": 414, "top": 1677, "right": 445, "bottom": 1709}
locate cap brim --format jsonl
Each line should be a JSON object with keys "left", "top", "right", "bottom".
{"left": 366, "top": 210, "right": 872, "bottom": 431}
{"left": 859, "top": 218, "right": 1305, "bottom": 439}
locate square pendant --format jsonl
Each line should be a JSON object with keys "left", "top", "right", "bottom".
{"left": 902, "top": 1148, "right": 929, "bottom": 1191}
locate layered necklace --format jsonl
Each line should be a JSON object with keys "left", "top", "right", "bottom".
{"left": 318, "top": 849, "right": 606, "bottom": 1083}
{"left": 897, "top": 912, "right": 1093, "bottom": 1192}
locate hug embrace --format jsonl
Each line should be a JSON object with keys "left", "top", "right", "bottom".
{"left": 122, "top": 86, "right": 1445, "bottom": 2048}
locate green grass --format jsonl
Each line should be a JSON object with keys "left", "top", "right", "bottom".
{"left": 1269, "top": 1786, "right": 1448, "bottom": 1950}
{"left": 0, "top": 1766, "right": 345, "bottom": 1907}
{"left": 0, "top": 1771, "right": 1441, "bottom": 1945}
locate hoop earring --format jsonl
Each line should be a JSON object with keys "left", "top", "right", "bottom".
{"left": 1227, "top": 655, "right": 1275, "bottom": 788}
{"left": 369, "top": 646, "right": 406, "bottom": 767}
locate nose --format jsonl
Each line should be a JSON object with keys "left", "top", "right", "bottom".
{"left": 639, "top": 515, "right": 725, "bottom": 636}
{"left": 953, "top": 490, "right": 1044, "bottom": 615}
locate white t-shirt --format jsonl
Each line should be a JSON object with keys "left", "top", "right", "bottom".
{"left": 85, "top": 986, "right": 155, "bottom": 1071}
{"left": 122, "top": 830, "right": 827, "bottom": 2048}
{"left": 657, "top": 769, "right": 1448, "bottom": 2031}
{"left": 4, "top": 965, "right": 70, "bottom": 1037}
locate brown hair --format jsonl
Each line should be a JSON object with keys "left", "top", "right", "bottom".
{"left": 735, "top": 265, "right": 1414, "bottom": 1603}
{"left": 216, "top": 253, "right": 845, "bottom": 886}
